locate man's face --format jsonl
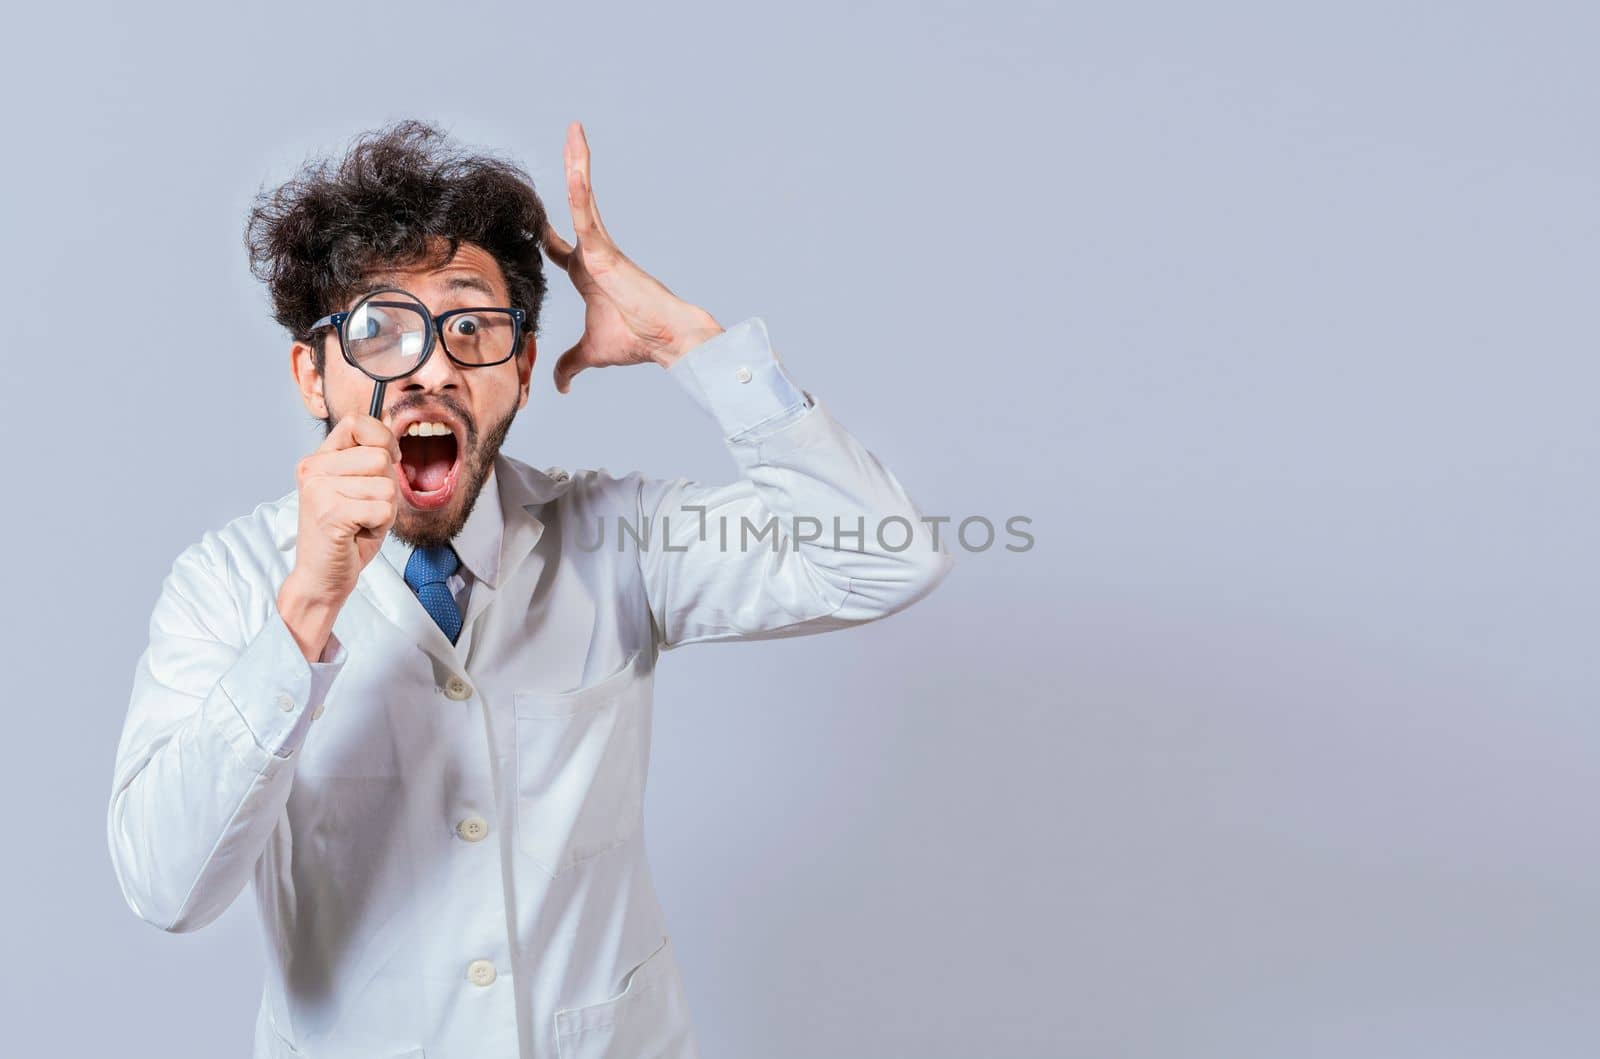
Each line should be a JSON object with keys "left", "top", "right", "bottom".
{"left": 290, "top": 239, "right": 534, "bottom": 550}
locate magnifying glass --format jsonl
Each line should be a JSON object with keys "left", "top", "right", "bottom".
{"left": 325, "top": 288, "right": 439, "bottom": 419}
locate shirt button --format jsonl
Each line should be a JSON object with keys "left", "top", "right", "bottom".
{"left": 734, "top": 366, "right": 753, "bottom": 383}
{"left": 467, "top": 959, "right": 497, "bottom": 987}
{"left": 456, "top": 815, "right": 489, "bottom": 842}
{"left": 444, "top": 676, "right": 472, "bottom": 701}
{"left": 277, "top": 693, "right": 295, "bottom": 712}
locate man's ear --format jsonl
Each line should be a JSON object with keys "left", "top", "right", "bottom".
{"left": 516, "top": 333, "right": 536, "bottom": 410}
{"left": 290, "top": 340, "right": 329, "bottom": 418}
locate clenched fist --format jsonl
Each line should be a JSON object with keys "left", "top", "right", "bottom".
{"left": 277, "top": 415, "right": 402, "bottom": 661}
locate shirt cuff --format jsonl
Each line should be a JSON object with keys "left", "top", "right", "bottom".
{"left": 216, "top": 607, "right": 348, "bottom": 762}
{"left": 666, "top": 316, "right": 812, "bottom": 442}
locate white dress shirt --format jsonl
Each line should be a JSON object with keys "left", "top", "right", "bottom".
{"left": 107, "top": 316, "right": 953, "bottom": 1059}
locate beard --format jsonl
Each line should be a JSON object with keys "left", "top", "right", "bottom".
{"left": 321, "top": 389, "right": 519, "bottom": 552}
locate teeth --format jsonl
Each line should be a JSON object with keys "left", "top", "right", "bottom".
{"left": 405, "top": 421, "right": 453, "bottom": 437}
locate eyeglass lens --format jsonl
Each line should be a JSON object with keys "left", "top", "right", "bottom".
{"left": 343, "top": 290, "right": 518, "bottom": 381}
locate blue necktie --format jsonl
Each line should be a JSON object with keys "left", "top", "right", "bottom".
{"left": 404, "top": 544, "right": 463, "bottom": 645}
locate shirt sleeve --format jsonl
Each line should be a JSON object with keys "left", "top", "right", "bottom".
{"left": 666, "top": 316, "right": 814, "bottom": 443}
{"left": 640, "top": 316, "right": 954, "bottom": 648}
{"left": 106, "top": 540, "right": 349, "bottom": 932}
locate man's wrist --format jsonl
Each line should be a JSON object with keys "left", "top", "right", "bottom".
{"left": 653, "top": 308, "right": 725, "bottom": 368}
{"left": 277, "top": 570, "right": 341, "bottom": 663}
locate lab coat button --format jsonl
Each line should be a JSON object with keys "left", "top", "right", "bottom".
{"left": 467, "top": 959, "right": 496, "bottom": 986}
{"left": 276, "top": 693, "right": 295, "bottom": 712}
{"left": 444, "top": 676, "right": 472, "bottom": 700}
{"left": 735, "top": 366, "right": 753, "bottom": 383}
{"left": 456, "top": 815, "right": 489, "bottom": 842}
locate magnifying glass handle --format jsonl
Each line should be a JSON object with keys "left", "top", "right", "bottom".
{"left": 368, "top": 379, "right": 387, "bottom": 420}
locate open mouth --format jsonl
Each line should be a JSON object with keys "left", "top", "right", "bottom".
{"left": 397, "top": 420, "right": 463, "bottom": 511}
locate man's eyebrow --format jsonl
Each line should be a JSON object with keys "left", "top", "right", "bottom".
{"left": 353, "top": 274, "right": 499, "bottom": 302}
{"left": 441, "top": 275, "right": 498, "bottom": 298}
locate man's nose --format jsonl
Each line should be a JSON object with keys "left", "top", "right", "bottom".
{"left": 402, "top": 330, "right": 467, "bottom": 393}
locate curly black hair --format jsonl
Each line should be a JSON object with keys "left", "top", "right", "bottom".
{"left": 245, "top": 120, "right": 550, "bottom": 373}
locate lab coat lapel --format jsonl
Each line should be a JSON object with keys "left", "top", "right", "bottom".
{"left": 275, "top": 454, "right": 571, "bottom": 671}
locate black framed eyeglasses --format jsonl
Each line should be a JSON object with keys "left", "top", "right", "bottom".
{"left": 309, "top": 287, "right": 529, "bottom": 417}
{"left": 309, "top": 286, "right": 528, "bottom": 382}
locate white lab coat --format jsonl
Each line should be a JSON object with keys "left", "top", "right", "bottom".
{"left": 106, "top": 317, "right": 953, "bottom": 1058}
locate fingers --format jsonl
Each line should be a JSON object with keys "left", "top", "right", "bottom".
{"left": 331, "top": 474, "right": 399, "bottom": 502}
{"left": 543, "top": 221, "right": 573, "bottom": 271}
{"left": 565, "top": 121, "right": 614, "bottom": 248}
{"left": 566, "top": 158, "right": 594, "bottom": 241}
{"left": 553, "top": 340, "right": 586, "bottom": 395}
{"left": 299, "top": 446, "right": 398, "bottom": 486}
{"left": 318, "top": 413, "right": 402, "bottom": 463}
{"left": 299, "top": 415, "right": 401, "bottom": 488}
{"left": 303, "top": 465, "right": 398, "bottom": 533}
{"left": 572, "top": 123, "right": 613, "bottom": 243}
{"left": 345, "top": 499, "right": 398, "bottom": 533}
{"left": 300, "top": 467, "right": 398, "bottom": 549}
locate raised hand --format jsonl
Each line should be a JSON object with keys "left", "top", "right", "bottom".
{"left": 543, "top": 121, "right": 725, "bottom": 394}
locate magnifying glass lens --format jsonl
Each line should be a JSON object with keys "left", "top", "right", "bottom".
{"left": 346, "top": 292, "right": 430, "bottom": 381}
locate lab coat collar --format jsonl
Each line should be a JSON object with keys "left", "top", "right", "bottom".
{"left": 491, "top": 453, "right": 573, "bottom": 590}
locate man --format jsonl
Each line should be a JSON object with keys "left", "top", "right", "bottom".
{"left": 106, "top": 119, "right": 952, "bottom": 1059}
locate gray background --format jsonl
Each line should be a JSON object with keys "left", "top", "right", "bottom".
{"left": 3, "top": 0, "right": 1596, "bottom": 1055}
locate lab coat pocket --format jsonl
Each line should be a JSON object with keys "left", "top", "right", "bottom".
{"left": 554, "top": 934, "right": 697, "bottom": 1059}
{"left": 513, "top": 648, "right": 650, "bottom": 876}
